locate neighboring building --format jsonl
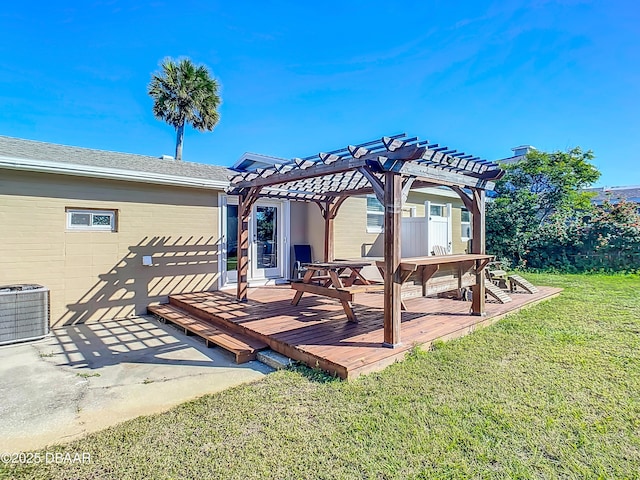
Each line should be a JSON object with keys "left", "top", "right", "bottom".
{"left": 496, "top": 145, "right": 536, "bottom": 165}
{"left": 585, "top": 186, "right": 640, "bottom": 209}
{"left": 0, "top": 135, "right": 476, "bottom": 327}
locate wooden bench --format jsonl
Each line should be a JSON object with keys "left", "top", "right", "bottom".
{"left": 335, "top": 283, "right": 385, "bottom": 295}
{"left": 148, "top": 304, "right": 268, "bottom": 363}
{"left": 290, "top": 282, "right": 384, "bottom": 322}
{"left": 290, "top": 275, "right": 332, "bottom": 285}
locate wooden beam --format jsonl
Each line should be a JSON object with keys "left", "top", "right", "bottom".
{"left": 318, "top": 152, "right": 341, "bottom": 164}
{"left": 421, "top": 148, "right": 489, "bottom": 173}
{"left": 318, "top": 197, "right": 348, "bottom": 262}
{"left": 421, "top": 264, "right": 440, "bottom": 296}
{"left": 290, "top": 282, "right": 354, "bottom": 303}
{"left": 358, "top": 167, "right": 384, "bottom": 203}
{"left": 470, "top": 188, "right": 486, "bottom": 316}
{"left": 389, "top": 161, "right": 495, "bottom": 190}
{"left": 383, "top": 136, "right": 417, "bottom": 151}
{"left": 236, "top": 191, "right": 255, "bottom": 302}
{"left": 348, "top": 145, "right": 369, "bottom": 158}
{"left": 323, "top": 201, "right": 334, "bottom": 262}
{"left": 233, "top": 145, "right": 426, "bottom": 190}
{"left": 318, "top": 179, "right": 438, "bottom": 199}
{"left": 401, "top": 176, "right": 416, "bottom": 203}
{"left": 230, "top": 137, "right": 502, "bottom": 198}
{"left": 329, "top": 196, "right": 348, "bottom": 219}
{"left": 450, "top": 186, "right": 474, "bottom": 211}
{"left": 238, "top": 186, "right": 262, "bottom": 218}
{"left": 383, "top": 171, "right": 402, "bottom": 347}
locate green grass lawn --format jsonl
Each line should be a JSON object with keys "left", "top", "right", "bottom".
{"left": 3, "top": 274, "right": 639, "bottom": 479}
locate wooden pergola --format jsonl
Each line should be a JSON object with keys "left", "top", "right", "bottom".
{"left": 227, "top": 134, "right": 504, "bottom": 347}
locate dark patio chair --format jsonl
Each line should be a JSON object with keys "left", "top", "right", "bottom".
{"left": 292, "top": 244, "right": 313, "bottom": 280}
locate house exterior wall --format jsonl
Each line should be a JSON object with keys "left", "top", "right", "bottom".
{"left": 0, "top": 170, "right": 221, "bottom": 327}
{"left": 306, "top": 202, "right": 326, "bottom": 261}
{"left": 330, "top": 189, "right": 469, "bottom": 259}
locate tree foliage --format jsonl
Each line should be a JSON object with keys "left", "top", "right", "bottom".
{"left": 148, "top": 57, "right": 221, "bottom": 161}
{"left": 486, "top": 146, "right": 640, "bottom": 271}
{"left": 494, "top": 147, "right": 600, "bottom": 222}
{"left": 487, "top": 147, "right": 600, "bottom": 266}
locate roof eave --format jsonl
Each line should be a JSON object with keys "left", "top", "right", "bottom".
{"left": 0, "top": 155, "right": 229, "bottom": 190}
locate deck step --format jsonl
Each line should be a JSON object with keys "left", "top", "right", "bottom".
{"left": 148, "top": 304, "right": 268, "bottom": 363}
{"left": 485, "top": 282, "right": 513, "bottom": 303}
{"left": 257, "top": 350, "right": 293, "bottom": 370}
{"left": 509, "top": 274, "right": 538, "bottom": 294}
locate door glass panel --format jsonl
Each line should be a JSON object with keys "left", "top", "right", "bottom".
{"left": 430, "top": 205, "right": 445, "bottom": 217}
{"left": 226, "top": 205, "right": 238, "bottom": 272}
{"left": 256, "top": 206, "right": 278, "bottom": 269}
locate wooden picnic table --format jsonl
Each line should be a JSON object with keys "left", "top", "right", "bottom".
{"left": 290, "top": 260, "right": 383, "bottom": 322}
{"left": 376, "top": 254, "right": 494, "bottom": 309}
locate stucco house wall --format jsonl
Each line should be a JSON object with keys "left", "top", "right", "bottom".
{"left": 0, "top": 169, "right": 222, "bottom": 327}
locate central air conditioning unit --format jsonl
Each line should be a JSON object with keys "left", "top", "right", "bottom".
{"left": 0, "top": 284, "right": 50, "bottom": 346}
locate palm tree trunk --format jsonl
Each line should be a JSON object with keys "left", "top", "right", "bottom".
{"left": 175, "top": 123, "right": 185, "bottom": 161}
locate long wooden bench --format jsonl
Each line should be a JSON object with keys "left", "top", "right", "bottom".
{"left": 147, "top": 304, "right": 268, "bottom": 363}
{"left": 335, "top": 283, "right": 385, "bottom": 295}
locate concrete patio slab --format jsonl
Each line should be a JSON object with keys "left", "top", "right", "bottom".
{"left": 0, "top": 315, "right": 272, "bottom": 453}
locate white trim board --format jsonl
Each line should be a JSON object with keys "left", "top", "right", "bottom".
{"left": 0, "top": 155, "right": 229, "bottom": 190}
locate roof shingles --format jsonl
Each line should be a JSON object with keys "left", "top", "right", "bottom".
{"left": 0, "top": 135, "right": 230, "bottom": 183}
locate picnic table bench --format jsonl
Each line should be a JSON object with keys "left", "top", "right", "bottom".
{"left": 290, "top": 261, "right": 382, "bottom": 322}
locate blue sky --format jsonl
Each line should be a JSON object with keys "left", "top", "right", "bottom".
{"left": 1, "top": 1, "right": 638, "bottom": 187}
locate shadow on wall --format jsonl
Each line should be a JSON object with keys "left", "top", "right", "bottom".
{"left": 361, "top": 235, "right": 384, "bottom": 257}
{"left": 59, "top": 236, "right": 221, "bottom": 326}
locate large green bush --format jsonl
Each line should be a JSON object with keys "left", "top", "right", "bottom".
{"left": 487, "top": 147, "right": 640, "bottom": 272}
{"left": 524, "top": 200, "right": 640, "bottom": 271}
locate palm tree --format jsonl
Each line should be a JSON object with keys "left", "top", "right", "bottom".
{"left": 148, "top": 58, "right": 221, "bottom": 161}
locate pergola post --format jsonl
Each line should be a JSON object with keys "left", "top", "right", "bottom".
{"left": 236, "top": 193, "right": 250, "bottom": 302}
{"left": 236, "top": 187, "right": 260, "bottom": 302}
{"left": 323, "top": 201, "right": 335, "bottom": 262}
{"left": 317, "top": 197, "right": 347, "bottom": 262}
{"left": 383, "top": 172, "right": 402, "bottom": 347}
{"left": 324, "top": 220, "right": 333, "bottom": 262}
{"left": 470, "top": 188, "right": 486, "bottom": 315}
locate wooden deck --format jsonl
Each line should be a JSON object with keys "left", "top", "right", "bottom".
{"left": 164, "top": 285, "right": 561, "bottom": 379}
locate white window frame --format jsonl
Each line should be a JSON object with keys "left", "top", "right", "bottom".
{"left": 66, "top": 209, "right": 117, "bottom": 232}
{"left": 460, "top": 207, "right": 471, "bottom": 241}
{"left": 366, "top": 195, "right": 384, "bottom": 233}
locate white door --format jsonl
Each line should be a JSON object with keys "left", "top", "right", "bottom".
{"left": 426, "top": 202, "right": 452, "bottom": 254}
{"left": 401, "top": 217, "right": 429, "bottom": 257}
{"left": 251, "top": 201, "right": 284, "bottom": 280}
{"left": 219, "top": 196, "right": 289, "bottom": 287}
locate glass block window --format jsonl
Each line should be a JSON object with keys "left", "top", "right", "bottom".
{"left": 67, "top": 209, "right": 116, "bottom": 231}
{"left": 366, "top": 196, "right": 384, "bottom": 233}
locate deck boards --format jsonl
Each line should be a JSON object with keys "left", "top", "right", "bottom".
{"left": 148, "top": 304, "right": 268, "bottom": 363}
{"left": 164, "top": 285, "right": 561, "bottom": 379}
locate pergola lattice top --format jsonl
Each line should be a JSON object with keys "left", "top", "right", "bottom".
{"left": 228, "top": 133, "right": 503, "bottom": 347}
{"left": 227, "top": 133, "right": 504, "bottom": 202}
